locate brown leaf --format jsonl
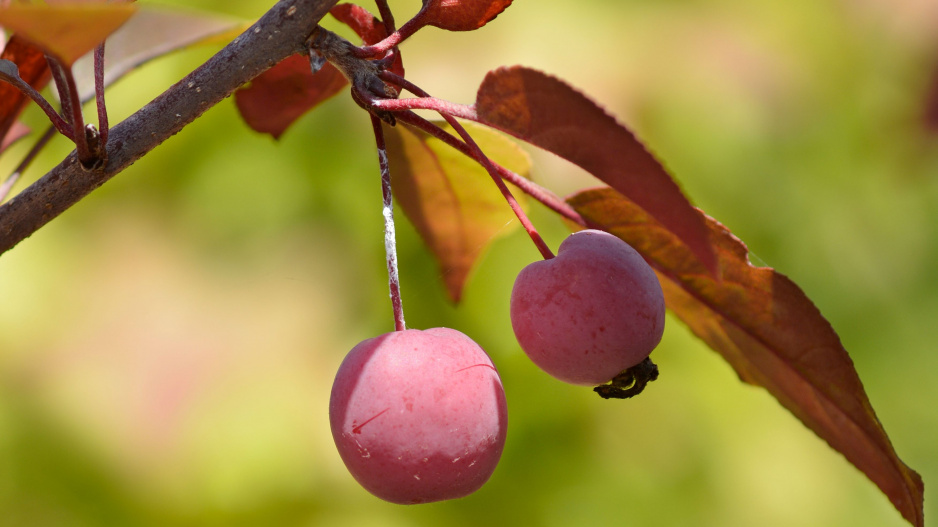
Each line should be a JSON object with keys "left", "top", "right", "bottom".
{"left": 385, "top": 120, "right": 531, "bottom": 302}
{"left": 422, "top": 0, "right": 513, "bottom": 31}
{"left": 475, "top": 66, "right": 718, "bottom": 277}
{"left": 234, "top": 55, "right": 348, "bottom": 140}
{"left": 0, "top": 2, "right": 137, "bottom": 65}
{"left": 0, "top": 35, "right": 49, "bottom": 148}
{"left": 568, "top": 187, "right": 924, "bottom": 527}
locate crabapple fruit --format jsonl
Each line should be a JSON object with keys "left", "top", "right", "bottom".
{"left": 510, "top": 229, "right": 665, "bottom": 386}
{"left": 329, "top": 328, "right": 508, "bottom": 504}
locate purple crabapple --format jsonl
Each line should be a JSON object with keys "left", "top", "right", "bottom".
{"left": 329, "top": 328, "right": 508, "bottom": 504}
{"left": 510, "top": 229, "right": 666, "bottom": 386}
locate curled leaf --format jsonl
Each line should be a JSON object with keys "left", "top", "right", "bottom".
{"left": 384, "top": 120, "right": 531, "bottom": 302}
{"left": 422, "top": 0, "right": 513, "bottom": 31}
{"left": 568, "top": 187, "right": 924, "bottom": 527}
{"left": 474, "top": 65, "right": 718, "bottom": 277}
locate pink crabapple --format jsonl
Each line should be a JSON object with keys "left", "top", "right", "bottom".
{"left": 329, "top": 327, "right": 508, "bottom": 504}
{"left": 510, "top": 229, "right": 666, "bottom": 386}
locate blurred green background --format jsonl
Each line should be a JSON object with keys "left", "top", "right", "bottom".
{"left": 2, "top": 0, "right": 937, "bottom": 525}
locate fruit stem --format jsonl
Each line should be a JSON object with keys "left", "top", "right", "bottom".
{"left": 0, "top": 60, "right": 73, "bottom": 140}
{"left": 46, "top": 55, "right": 102, "bottom": 167}
{"left": 373, "top": 0, "right": 396, "bottom": 34}
{"left": 379, "top": 73, "right": 556, "bottom": 260}
{"left": 353, "top": 8, "right": 428, "bottom": 58}
{"left": 391, "top": 109, "right": 586, "bottom": 230}
{"left": 94, "top": 43, "right": 110, "bottom": 147}
{"left": 370, "top": 114, "right": 406, "bottom": 331}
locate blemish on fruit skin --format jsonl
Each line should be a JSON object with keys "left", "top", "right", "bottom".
{"left": 351, "top": 408, "right": 389, "bottom": 434}
{"left": 454, "top": 364, "right": 497, "bottom": 374}
{"left": 353, "top": 439, "right": 370, "bottom": 458}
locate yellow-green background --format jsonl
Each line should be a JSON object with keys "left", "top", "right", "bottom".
{"left": 2, "top": 0, "right": 936, "bottom": 525}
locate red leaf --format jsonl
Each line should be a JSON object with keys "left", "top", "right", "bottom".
{"left": 568, "top": 187, "right": 924, "bottom": 527}
{"left": 331, "top": 3, "right": 388, "bottom": 45}
{"left": 234, "top": 54, "right": 348, "bottom": 139}
{"left": 0, "top": 1, "right": 137, "bottom": 65}
{"left": 384, "top": 120, "right": 531, "bottom": 302}
{"left": 421, "top": 0, "right": 513, "bottom": 31}
{"left": 474, "top": 66, "right": 718, "bottom": 277}
{"left": 0, "top": 35, "right": 49, "bottom": 148}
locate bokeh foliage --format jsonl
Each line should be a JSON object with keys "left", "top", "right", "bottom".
{"left": 1, "top": 0, "right": 936, "bottom": 525}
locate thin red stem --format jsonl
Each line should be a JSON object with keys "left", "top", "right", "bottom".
{"left": 393, "top": 110, "right": 587, "bottom": 229}
{"left": 94, "top": 43, "right": 109, "bottom": 146}
{"left": 370, "top": 114, "right": 406, "bottom": 331}
{"left": 377, "top": 72, "right": 587, "bottom": 228}
{"left": 0, "top": 70, "right": 72, "bottom": 139}
{"left": 376, "top": 73, "right": 555, "bottom": 259}
{"left": 373, "top": 0, "right": 395, "bottom": 33}
{"left": 47, "top": 56, "right": 95, "bottom": 166}
{"left": 353, "top": 8, "right": 429, "bottom": 58}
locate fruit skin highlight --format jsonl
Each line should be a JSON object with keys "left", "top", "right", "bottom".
{"left": 329, "top": 328, "right": 508, "bottom": 504}
{"left": 510, "top": 229, "right": 666, "bottom": 386}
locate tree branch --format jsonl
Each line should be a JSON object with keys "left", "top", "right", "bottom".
{"left": 0, "top": 0, "right": 338, "bottom": 256}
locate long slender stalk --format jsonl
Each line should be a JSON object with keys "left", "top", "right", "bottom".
{"left": 94, "top": 43, "right": 109, "bottom": 146}
{"left": 370, "top": 114, "right": 406, "bottom": 331}
{"left": 393, "top": 110, "right": 587, "bottom": 228}
{"left": 0, "top": 66, "right": 72, "bottom": 138}
{"left": 379, "top": 73, "right": 556, "bottom": 259}
{"left": 352, "top": 7, "right": 429, "bottom": 58}
{"left": 46, "top": 56, "right": 95, "bottom": 165}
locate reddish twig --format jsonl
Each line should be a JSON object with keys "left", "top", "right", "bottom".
{"left": 94, "top": 43, "right": 109, "bottom": 147}
{"left": 353, "top": 6, "right": 430, "bottom": 58}
{"left": 384, "top": 74, "right": 554, "bottom": 259}
{"left": 0, "top": 62, "right": 73, "bottom": 138}
{"left": 46, "top": 56, "right": 98, "bottom": 166}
